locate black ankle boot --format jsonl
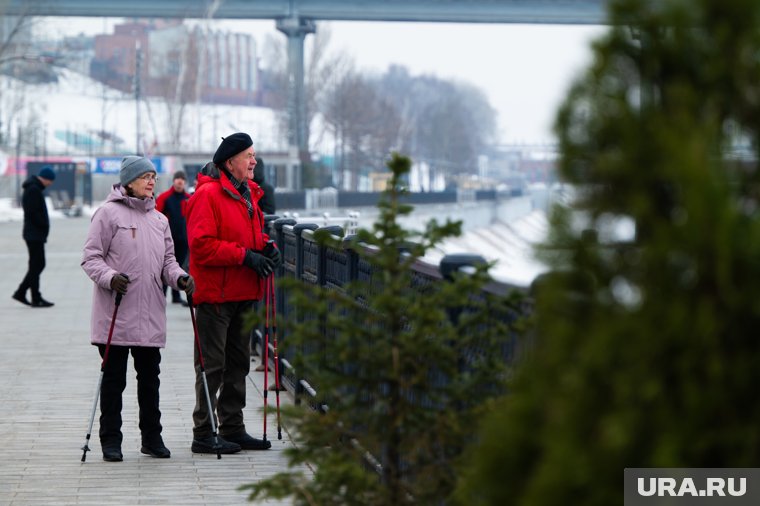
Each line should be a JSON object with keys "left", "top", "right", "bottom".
{"left": 102, "top": 446, "right": 123, "bottom": 462}
{"left": 141, "top": 437, "right": 171, "bottom": 458}
{"left": 30, "top": 297, "right": 54, "bottom": 308}
{"left": 12, "top": 291, "right": 30, "bottom": 306}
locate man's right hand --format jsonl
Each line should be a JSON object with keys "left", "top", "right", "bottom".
{"left": 243, "top": 250, "right": 274, "bottom": 278}
{"left": 263, "top": 241, "right": 282, "bottom": 268}
{"left": 110, "top": 273, "right": 130, "bottom": 294}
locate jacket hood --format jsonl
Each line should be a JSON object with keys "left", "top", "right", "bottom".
{"left": 195, "top": 162, "right": 263, "bottom": 201}
{"left": 22, "top": 175, "right": 44, "bottom": 190}
{"left": 196, "top": 162, "right": 220, "bottom": 190}
{"left": 106, "top": 183, "right": 156, "bottom": 213}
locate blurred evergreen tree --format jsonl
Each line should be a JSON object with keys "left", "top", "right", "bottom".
{"left": 457, "top": 0, "right": 760, "bottom": 504}
{"left": 241, "top": 153, "right": 520, "bottom": 505}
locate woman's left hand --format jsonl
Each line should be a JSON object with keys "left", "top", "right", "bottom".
{"left": 178, "top": 275, "right": 195, "bottom": 295}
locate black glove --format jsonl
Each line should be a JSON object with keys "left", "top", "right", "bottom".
{"left": 243, "top": 249, "right": 274, "bottom": 278}
{"left": 178, "top": 275, "right": 195, "bottom": 295}
{"left": 110, "top": 273, "right": 130, "bottom": 295}
{"left": 263, "top": 241, "right": 282, "bottom": 268}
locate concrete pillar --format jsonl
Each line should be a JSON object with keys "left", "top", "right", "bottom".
{"left": 276, "top": 16, "right": 315, "bottom": 165}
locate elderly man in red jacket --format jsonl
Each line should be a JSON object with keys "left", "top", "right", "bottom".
{"left": 184, "top": 133, "right": 281, "bottom": 454}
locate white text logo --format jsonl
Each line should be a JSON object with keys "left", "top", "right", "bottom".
{"left": 637, "top": 477, "right": 746, "bottom": 497}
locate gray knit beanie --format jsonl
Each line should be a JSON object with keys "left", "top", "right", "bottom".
{"left": 120, "top": 156, "right": 156, "bottom": 186}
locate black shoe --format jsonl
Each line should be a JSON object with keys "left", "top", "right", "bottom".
{"left": 102, "top": 447, "right": 123, "bottom": 462}
{"left": 141, "top": 440, "right": 171, "bottom": 458}
{"left": 11, "top": 291, "right": 30, "bottom": 306}
{"left": 191, "top": 435, "right": 241, "bottom": 454}
{"left": 30, "top": 297, "right": 54, "bottom": 308}
{"left": 223, "top": 431, "right": 272, "bottom": 450}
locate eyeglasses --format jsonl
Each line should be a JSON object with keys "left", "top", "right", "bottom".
{"left": 138, "top": 174, "right": 158, "bottom": 182}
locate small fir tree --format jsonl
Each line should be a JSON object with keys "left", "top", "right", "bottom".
{"left": 458, "top": 0, "right": 760, "bottom": 504}
{"left": 241, "top": 153, "right": 520, "bottom": 505}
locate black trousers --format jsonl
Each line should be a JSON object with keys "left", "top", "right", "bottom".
{"left": 192, "top": 301, "right": 256, "bottom": 439}
{"left": 17, "top": 240, "right": 45, "bottom": 301}
{"left": 97, "top": 345, "right": 163, "bottom": 447}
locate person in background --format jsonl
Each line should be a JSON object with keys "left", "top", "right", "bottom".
{"left": 156, "top": 170, "right": 191, "bottom": 305}
{"left": 12, "top": 166, "right": 56, "bottom": 308}
{"left": 81, "top": 156, "right": 195, "bottom": 462}
{"left": 252, "top": 156, "right": 276, "bottom": 215}
{"left": 184, "top": 133, "right": 281, "bottom": 454}
{"left": 187, "top": 170, "right": 200, "bottom": 195}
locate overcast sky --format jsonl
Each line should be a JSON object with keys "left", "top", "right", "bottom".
{"left": 324, "top": 21, "right": 605, "bottom": 145}
{"left": 45, "top": 17, "right": 606, "bottom": 146}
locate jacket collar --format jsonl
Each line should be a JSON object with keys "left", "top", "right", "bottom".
{"left": 107, "top": 184, "right": 156, "bottom": 212}
{"left": 197, "top": 162, "right": 263, "bottom": 202}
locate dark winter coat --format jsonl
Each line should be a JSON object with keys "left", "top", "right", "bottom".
{"left": 21, "top": 176, "right": 50, "bottom": 242}
{"left": 155, "top": 188, "right": 190, "bottom": 245}
{"left": 253, "top": 164, "right": 276, "bottom": 215}
{"left": 185, "top": 163, "right": 269, "bottom": 305}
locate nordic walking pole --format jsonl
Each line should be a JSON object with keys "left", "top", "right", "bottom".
{"left": 188, "top": 294, "right": 222, "bottom": 460}
{"left": 81, "top": 274, "right": 128, "bottom": 462}
{"left": 269, "top": 275, "right": 283, "bottom": 440}
{"left": 262, "top": 277, "right": 270, "bottom": 444}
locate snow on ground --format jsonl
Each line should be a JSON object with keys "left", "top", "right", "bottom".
{"left": 0, "top": 198, "right": 22, "bottom": 222}
{"left": 0, "top": 68, "right": 286, "bottom": 161}
{"left": 0, "top": 197, "right": 65, "bottom": 223}
{"left": 424, "top": 210, "right": 549, "bottom": 287}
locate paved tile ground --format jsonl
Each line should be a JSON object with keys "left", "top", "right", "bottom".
{"left": 0, "top": 216, "right": 303, "bottom": 505}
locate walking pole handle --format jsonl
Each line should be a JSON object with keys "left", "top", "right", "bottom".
{"left": 114, "top": 273, "right": 129, "bottom": 305}
{"left": 102, "top": 273, "right": 128, "bottom": 371}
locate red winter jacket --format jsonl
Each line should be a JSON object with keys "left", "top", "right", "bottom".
{"left": 185, "top": 164, "right": 269, "bottom": 304}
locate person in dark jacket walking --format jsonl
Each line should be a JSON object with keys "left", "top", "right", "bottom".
{"left": 156, "top": 170, "right": 191, "bottom": 305}
{"left": 252, "top": 156, "right": 276, "bottom": 215}
{"left": 12, "top": 166, "right": 56, "bottom": 307}
{"left": 184, "top": 133, "right": 282, "bottom": 454}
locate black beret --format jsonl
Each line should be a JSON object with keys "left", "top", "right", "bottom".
{"left": 213, "top": 132, "right": 253, "bottom": 165}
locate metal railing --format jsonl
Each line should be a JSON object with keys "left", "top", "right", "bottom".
{"left": 277, "top": 210, "right": 361, "bottom": 235}
{"left": 254, "top": 215, "right": 529, "bottom": 408}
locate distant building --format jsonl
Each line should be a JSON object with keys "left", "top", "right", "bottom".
{"left": 196, "top": 29, "right": 259, "bottom": 105}
{"left": 90, "top": 21, "right": 150, "bottom": 93}
{"left": 57, "top": 34, "right": 96, "bottom": 76}
{"left": 487, "top": 144, "right": 558, "bottom": 185}
{"left": 90, "top": 20, "right": 259, "bottom": 106}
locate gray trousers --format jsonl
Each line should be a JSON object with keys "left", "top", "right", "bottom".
{"left": 192, "top": 300, "right": 256, "bottom": 439}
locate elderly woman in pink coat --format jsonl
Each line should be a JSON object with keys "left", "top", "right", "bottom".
{"left": 81, "top": 156, "right": 194, "bottom": 462}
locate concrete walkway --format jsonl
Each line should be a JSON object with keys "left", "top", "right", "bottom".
{"left": 0, "top": 216, "right": 300, "bottom": 505}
